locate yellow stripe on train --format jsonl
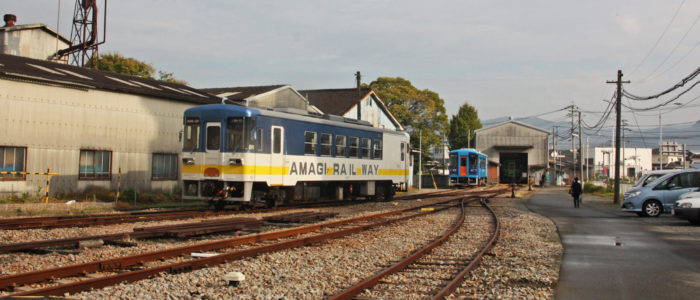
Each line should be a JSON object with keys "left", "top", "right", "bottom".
{"left": 182, "top": 164, "right": 409, "bottom": 176}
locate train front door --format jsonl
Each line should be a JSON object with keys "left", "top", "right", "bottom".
{"left": 204, "top": 122, "right": 221, "bottom": 166}
{"left": 460, "top": 156, "right": 467, "bottom": 176}
{"left": 269, "top": 126, "right": 284, "bottom": 186}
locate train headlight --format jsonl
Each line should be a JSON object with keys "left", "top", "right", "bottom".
{"left": 229, "top": 158, "right": 243, "bottom": 165}
{"left": 182, "top": 158, "right": 195, "bottom": 165}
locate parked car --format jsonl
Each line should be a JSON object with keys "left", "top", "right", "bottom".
{"left": 622, "top": 169, "right": 700, "bottom": 217}
{"left": 632, "top": 169, "right": 677, "bottom": 188}
{"left": 678, "top": 191, "right": 700, "bottom": 200}
{"left": 673, "top": 197, "right": 700, "bottom": 225}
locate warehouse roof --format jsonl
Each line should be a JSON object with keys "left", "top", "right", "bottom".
{"left": 0, "top": 53, "right": 220, "bottom": 104}
{"left": 299, "top": 88, "right": 372, "bottom": 116}
{"left": 201, "top": 85, "right": 286, "bottom": 101}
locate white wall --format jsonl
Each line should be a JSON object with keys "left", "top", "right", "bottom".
{"left": 593, "top": 147, "right": 652, "bottom": 178}
{"left": 345, "top": 95, "right": 400, "bottom": 131}
{"left": 0, "top": 79, "right": 195, "bottom": 197}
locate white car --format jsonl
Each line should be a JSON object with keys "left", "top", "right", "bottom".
{"left": 673, "top": 197, "right": 700, "bottom": 225}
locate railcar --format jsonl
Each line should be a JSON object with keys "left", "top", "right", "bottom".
{"left": 448, "top": 148, "right": 488, "bottom": 186}
{"left": 180, "top": 104, "right": 411, "bottom": 209}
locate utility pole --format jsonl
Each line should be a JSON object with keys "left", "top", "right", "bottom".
{"left": 418, "top": 129, "right": 422, "bottom": 190}
{"left": 607, "top": 70, "right": 630, "bottom": 204}
{"left": 571, "top": 105, "right": 575, "bottom": 182}
{"left": 579, "top": 110, "right": 583, "bottom": 185}
{"left": 467, "top": 129, "right": 471, "bottom": 148}
{"left": 552, "top": 126, "right": 561, "bottom": 185}
{"left": 355, "top": 71, "right": 361, "bottom": 121}
{"left": 659, "top": 113, "right": 663, "bottom": 170}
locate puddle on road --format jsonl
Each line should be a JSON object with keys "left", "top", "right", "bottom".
{"left": 562, "top": 235, "right": 623, "bottom": 247}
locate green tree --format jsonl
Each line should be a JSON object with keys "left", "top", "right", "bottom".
{"left": 448, "top": 102, "right": 482, "bottom": 149}
{"left": 369, "top": 77, "right": 449, "bottom": 164}
{"left": 86, "top": 52, "right": 188, "bottom": 85}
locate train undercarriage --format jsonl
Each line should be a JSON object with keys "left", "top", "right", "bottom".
{"left": 184, "top": 180, "right": 397, "bottom": 210}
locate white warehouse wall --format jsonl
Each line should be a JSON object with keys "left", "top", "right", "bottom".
{"left": 0, "top": 79, "right": 195, "bottom": 197}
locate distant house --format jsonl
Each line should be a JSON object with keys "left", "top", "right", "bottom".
{"left": 593, "top": 147, "right": 652, "bottom": 178}
{"left": 300, "top": 88, "right": 404, "bottom": 131}
{"left": 0, "top": 53, "right": 220, "bottom": 198}
{"left": 475, "top": 119, "right": 549, "bottom": 184}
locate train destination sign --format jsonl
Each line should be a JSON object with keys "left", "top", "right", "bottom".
{"left": 288, "top": 162, "right": 379, "bottom": 176}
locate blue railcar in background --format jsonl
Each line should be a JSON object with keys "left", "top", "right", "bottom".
{"left": 449, "top": 148, "right": 488, "bottom": 186}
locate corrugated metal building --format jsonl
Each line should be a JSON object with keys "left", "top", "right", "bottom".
{"left": 0, "top": 53, "right": 220, "bottom": 198}
{"left": 475, "top": 119, "right": 549, "bottom": 184}
{"left": 1, "top": 23, "right": 71, "bottom": 62}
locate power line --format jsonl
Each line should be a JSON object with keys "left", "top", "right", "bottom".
{"left": 623, "top": 82, "right": 700, "bottom": 111}
{"left": 629, "top": 0, "right": 686, "bottom": 78}
{"left": 641, "top": 11, "right": 700, "bottom": 81}
{"left": 623, "top": 66, "right": 700, "bottom": 101}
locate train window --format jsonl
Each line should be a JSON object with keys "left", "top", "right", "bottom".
{"left": 335, "top": 135, "right": 346, "bottom": 157}
{"left": 226, "top": 117, "right": 257, "bottom": 152}
{"left": 373, "top": 139, "right": 382, "bottom": 159}
{"left": 469, "top": 153, "right": 477, "bottom": 168}
{"left": 272, "top": 128, "right": 282, "bottom": 154}
{"left": 183, "top": 118, "right": 200, "bottom": 151}
{"left": 257, "top": 128, "right": 263, "bottom": 151}
{"left": 361, "top": 138, "right": 370, "bottom": 158}
{"left": 320, "top": 133, "right": 332, "bottom": 156}
{"left": 206, "top": 126, "right": 220, "bottom": 151}
{"left": 304, "top": 131, "right": 318, "bottom": 155}
{"left": 460, "top": 157, "right": 467, "bottom": 169}
{"left": 226, "top": 117, "right": 245, "bottom": 151}
{"left": 349, "top": 137, "right": 359, "bottom": 158}
{"left": 400, "top": 143, "right": 405, "bottom": 161}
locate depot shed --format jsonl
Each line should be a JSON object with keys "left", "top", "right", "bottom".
{"left": 475, "top": 120, "right": 549, "bottom": 184}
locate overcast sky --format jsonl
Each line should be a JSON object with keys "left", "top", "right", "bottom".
{"left": 5, "top": 0, "right": 700, "bottom": 129}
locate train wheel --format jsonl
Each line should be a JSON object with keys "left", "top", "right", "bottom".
{"left": 214, "top": 199, "right": 226, "bottom": 211}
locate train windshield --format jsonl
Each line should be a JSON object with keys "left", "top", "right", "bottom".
{"left": 226, "top": 117, "right": 257, "bottom": 152}
{"left": 449, "top": 154, "right": 457, "bottom": 168}
{"left": 469, "top": 153, "right": 478, "bottom": 167}
{"left": 183, "top": 118, "right": 200, "bottom": 151}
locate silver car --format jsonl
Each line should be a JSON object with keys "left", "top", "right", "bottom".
{"left": 622, "top": 169, "right": 700, "bottom": 217}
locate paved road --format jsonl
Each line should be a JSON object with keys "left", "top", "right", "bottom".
{"left": 527, "top": 187, "right": 700, "bottom": 300}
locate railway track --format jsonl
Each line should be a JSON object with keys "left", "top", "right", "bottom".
{"left": 0, "top": 189, "right": 460, "bottom": 231}
{"left": 329, "top": 195, "right": 500, "bottom": 299}
{"left": 0, "top": 189, "right": 506, "bottom": 298}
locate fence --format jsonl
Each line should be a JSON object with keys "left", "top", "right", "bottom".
{"left": 0, "top": 166, "right": 58, "bottom": 203}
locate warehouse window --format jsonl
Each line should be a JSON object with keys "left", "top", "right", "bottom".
{"left": 0, "top": 146, "right": 26, "bottom": 180}
{"left": 349, "top": 137, "right": 359, "bottom": 158}
{"left": 79, "top": 150, "right": 111, "bottom": 179}
{"left": 304, "top": 131, "right": 317, "bottom": 155}
{"left": 361, "top": 138, "right": 371, "bottom": 158}
{"left": 152, "top": 153, "right": 178, "bottom": 180}
{"left": 320, "top": 133, "right": 332, "bottom": 156}
{"left": 373, "top": 140, "right": 382, "bottom": 159}
{"left": 335, "top": 135, "right": 346, "bottom": 157}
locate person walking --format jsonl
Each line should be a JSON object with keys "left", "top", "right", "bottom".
{"left": 569, "top": 177, "right": 582, "bottom": 208}
{"left": 540, "top": 171, "right": 547, "bottom": 187}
